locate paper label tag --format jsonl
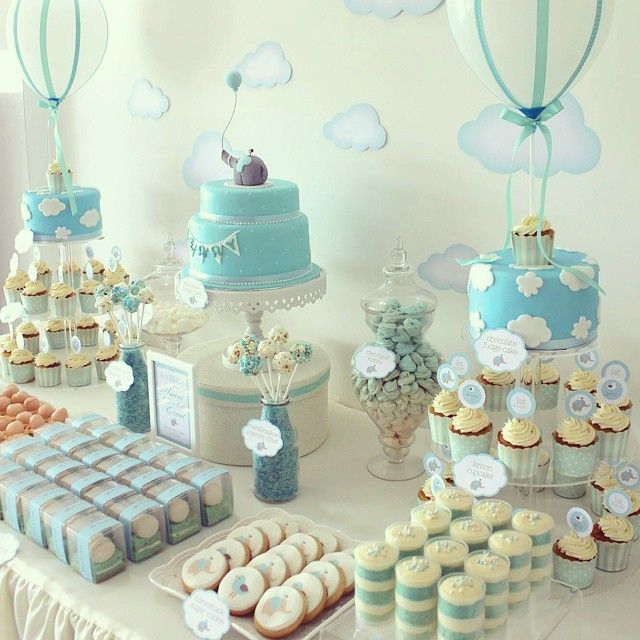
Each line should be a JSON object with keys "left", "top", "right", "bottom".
{"left": 111, "top": 246, "right": 122, "bottom": 263}
{"left": 430, "top": 474, "right": 446, "bottom": 494}
{"left": 69, "top": 414, "right": 106, "bottom": 430}
{"left": 506, "top": 388, "right": 536, "bottom": 418}
{"left": 353, "top": 345, "right": 396, "bottom": 379}
{"left": 28, "top": 263, "right": 38, "bottom": 283}
{"left": 177, "top": 277, "right": 208, "bottom": 309}
{"left": 33, "top": 245, "right": 41, "bottom": 261}
{"left": 241, "top": 419, "right": 284, "bottom": 457}
{"left": 473, "top": 328, "right": 527, "bottom": 372}
{"left": 436, "top": 364, "right": 458, "bottom": 391}
{"left": 103, "top": 330, "right": 113, "bottom": 347}
{"left": 597, "top": 377, "right": 628, "bottom": 405}
{"left": 15, "top": 333, "right": 25, "bottom": 349}
{"left": 566, "top": 507, "right": 593, "bottom": 538}
{"left": 449, "top": 353, "right": 470, "bottom": 377}
{"left": 603, "top": 490, "right": 633, "bottom": 517}
{"left": 452, "top": 454, "right": 508, "bottom": 497}
{"left": 0, "top": 532, "right": 19, "bottom": 566}
{"left": 9, "top": 253, "right": 18, "bottom": 276}
{"left": 423, "top": 453, "right": 444, "bottom": 477}
{"left": 183, "top": 590, "right": 231, "bottom": 640}
{"left": 85, "top": 262, "right": 94, "bottom": 280}
{"left": 106, "top": 361, "right": 134, "bottom": 392}
{"left": 574, "top": 349, "right": 599, "bottom": 372}
{"left": 565, "top": 391, "right": 597, "bottom": 420}
{"left": 40, "top": 334, "right": 50, "bottom": 354}
{"left": 616, "top": 464, "right": 640, "bottom": 490}
{"left": 28, "top": 487, "right": 68, "bottom": 547}
{"left": 458, "top": 380, "right": 486, "bottom": 409}
{"left": 601, "top": 360, "right": 630, "bottom": 383}
{"left": 70, "top": 336, "right": 82, "bottom": 354}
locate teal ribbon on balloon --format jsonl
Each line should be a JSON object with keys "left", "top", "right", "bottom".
{"left": 37, "top": 97, "right": 77, "bottom": 215}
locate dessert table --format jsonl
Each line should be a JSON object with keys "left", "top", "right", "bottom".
{"left": 0, "top": 386, "right": 637, "bottom": 640}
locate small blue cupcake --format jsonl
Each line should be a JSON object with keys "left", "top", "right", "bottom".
{"left": 65, "top": 354, "right": 93, "bottom": 387}
{"left": 552, "top": 531, "right": 597, "bottom": 588}
{"left": 20, "top": 281, "right": 49, "bottom": 315}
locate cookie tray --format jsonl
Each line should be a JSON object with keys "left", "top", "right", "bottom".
{"left": 149, "top": 507, "right": 362, "bottom": 640}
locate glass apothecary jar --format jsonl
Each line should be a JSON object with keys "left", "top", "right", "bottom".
{"left": 350, "top": 238, "right": 441, "bottom": 481}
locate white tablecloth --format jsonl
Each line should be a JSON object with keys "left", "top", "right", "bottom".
{"left": 0, "top": 385, "right": 637, "bottom": 640}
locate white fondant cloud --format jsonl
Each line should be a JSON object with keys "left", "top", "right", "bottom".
{"left": 236, "top": 41, "right": 292, "bottom": 89}
{"left": 38, "top": 197, "right": 65, "bottom": 217}
{"left": 559, "top": 266, "right": 595, "bottom": 292}
{"left": 344, "top": 0, "right": 443, "bottom": 19}
{"left": 507, "top": 314, "right": 552, "bottom": 348}
{"left": 182, "top": 131, "right": 239, "bottom": 190}
{"left": 572, "top": 316, "right": 592, "bottom": 340}
{"left": 516, "top": 271, "right": 543, "bottom": 298}
{"left": 55, "top": 226, "right": 71, "bottom": 241}
{"left": 79, "top": 209, "right": 100, "bottom": 228}
{"left": 127, "top": 78, "right": 170, "bottom": 119}
{"left": 20, "top": 203, "right": 31, "bottom": 221}
{"left": 323, "top": 103, "right": 387, "bottom": 151}
{"left": 417, "top": 244, "right": 478, "bottom": 294}
{"left": 458, "top": 94, "right": 601, "bottom": 177}
{"left": 469, "top": 311, "right": 485, "bottom": 339}
{"left": 469, "top": 263, "right": 494, "bottom": 292}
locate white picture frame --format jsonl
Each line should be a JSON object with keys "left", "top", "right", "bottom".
{"left": 147, "top": 350, "right": 199, "bottom": 455}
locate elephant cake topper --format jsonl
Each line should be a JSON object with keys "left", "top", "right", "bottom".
{"left": 221, "top": 70, "right": 269, "bottom": 187}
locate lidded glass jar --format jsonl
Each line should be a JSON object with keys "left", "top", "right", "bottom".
{"left": 350, "top": 238, "right": 441, "bottom": 481}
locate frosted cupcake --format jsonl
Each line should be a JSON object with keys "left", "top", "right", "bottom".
{"left": 49, "top": 282, "right": 77, "bottom": 317}
{"left": 472, "top": 500, "right": 513, "bottom": 532}
{"left": 597, "top": 390, "right": 632, "bottom": 416}
{"left": 512, "top": 510, "right": 554, "bottom": 582}
{"left": 410, "top": 504, "right": 452, "bottom": 537}
{"left": 488, "top": 530, "right": 532, "bottom": 604}
{"left": 449, "top": 517, "right": 492, "bottom": 552}
{"left": 552, "top": 531, "right": 597, "bottom": 589}
{"left": 417, "top": 464, "right": 453, "bottom": 502}
{"left": 3, "top": 271, "right": 28, "bottom": 304}
{"left": 552, "top": 418, "right": 598, "bottom": 499}
{"left": 45, "top": 318, "right": 66, "bottom": 350}
{"left": 75, "top": 315, "right": 99, "bottom": 347}
{"left": 589, "top": 405, "right": 630, "bottom": 464}
{"left": 103, "top": 264, "right": 129, "bottom": 287}
{"left": 65, "top": 353, "right": 93, "bottom": 387}
{"left": 590, "top": 464, "right": 617, "bottom": 516}
{"left": 604, "top": 491, "right": 640, "bottom": 541}
{"left": 424, "top": 537, "right": 469, "bottom": 576}
{"left": 9, "top": 348, "right": 35, "bottom": 384}
{"left": 16, "top": 322, "right": 40, "bottom": 354}
{"left": 61, "top": 261, "right": 82, "bottom": 289}
{"left": 522, "top": 363, "right": 560, "bottom": 411}
{"left": 20, "top": 280, "right": 48, "bottom": 315}
{"left": 79, "top": 280, "right": 100, "bottom": 314}
{"left": 94, "top": 345, "right": 119, "bottom": 381}
{"left": 497, "top": 418, "right": 542, "bottom": 479}
{"left": 1, "top": 338, "right": 17, "bottom": 378}
{"left": 433, "top": 486, "right": 474, "bottom": 520}
{"left": 592, "top": 514, "right": 634, "bottom": 572}
{"left": 448, "top": 407, "right": 492, "bottom": 462}
{"left": 83, "top": 259, "right": 105, "bottom": 282}
{"left": 564, "top": 369, "right": 597, "bottom": 395}
{"left": 511, "top": 214, "right": 554, "bottom": 266}
{"left": 34, "top": 352, "right": 62, "bottom": 387}
{"left": 428, "top": 390, "right": 460, "bottom": 447}
{"left": 477, "top": 368, "right": 515, "bottom": 412}
{"left": 32, "top": 260, "right": 52, "bottom": 289}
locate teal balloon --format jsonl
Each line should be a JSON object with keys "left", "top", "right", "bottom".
{"left": 226, "top": 71, "right": 242, "bottom": 91}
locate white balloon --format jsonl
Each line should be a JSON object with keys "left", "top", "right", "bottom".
{"left": 7, "top": 0, "right": 108, "bottom": 101}
{"left": 447, "top": 0, "right": 613, "bottom": 114}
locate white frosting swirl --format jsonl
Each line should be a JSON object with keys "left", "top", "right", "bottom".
{"left": 556, "top": 532, "right": 596, "bottom": 561}
{"left": 431, "top": 390, "right": 461, "bottom": 417}
{"left": 556, "top": 418, "right": 597, "bottom": 446}
{"left": 480, "top": 368, "right": 515, "bottom": 386}
{"left": 591, "top": 405, "right": 630, "bottom": 432}
{"left": 451, "top": 407, "right": 491, "bottom": 434}
{"left": 500, "top": 418, "right": 540, "bottom": 447}
{"left": 521, "top": 363, "right": 559, "bottom": 385}
{"left": 566, "top": 370, "right": 597, "bottom": 391}
{"left": 512, "top": 215, "right": 551, "bottom": 236}
{"left": 598, "top": 514, "right": 634, "bottom": 543}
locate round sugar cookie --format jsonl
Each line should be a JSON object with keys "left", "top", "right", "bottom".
{"left": 168, "top": 498, "right": 190, "bottom": 523}
{"left": 274, "top": 516, "right": 300, "bottom": 537}
{"left": 181, "top": 549, "right": 228, "bottom": 594}
{"left": 285, "top": 533, "right": 322, "bottom": 563}
{"left": 254, "top": 586, "right": 307, "bottom": 639}
{"left": 228, "top": 525, "right": 269, "bottom": 558}
{"left": 89, "top": 536, "right": 116, "bottom": 564}
{"left": 308, "top": 527, "right": 339, "bottom": 554}
{"left": 271, "top": 543, "right": 306, "bottom": 575}
{"left": 249, "top": 552, "right": 289, "bottom": 587}
{"left": 203, "top": 481, "right": 223, "bottom": 506}
{"left": 252, "top": 518, "right": 285, "bottom": 548}
{"left": 209, "top": 538, "right": 251, "bottom": 569}
{"left": 284, "top": 573, "right": 327, "bottom": 623}
{"left": 218, "top": 567, "right": 268, "bottom": 616}
{"left": 302, "top": 560, "right": 345, "bottom": 607}
{"left": 322, "top": 552, "right": 355, "bottom": 593}
{"left": 132, "top": 514, "right": 159, "bottom": 540}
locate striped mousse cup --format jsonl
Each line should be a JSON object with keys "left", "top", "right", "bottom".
{"left": 488, "top": 529, "right": 533, "bottom": 604}
{"left": 511, "top": 509, "right": 554, "bottom": 582}
{"left": 437, "top": 573, "right": 485, "bottom": 640}
{"left": 464, "top": 550, "right": 510, "bottom": 630}
{"left": 354, "top": 541, "right": 399, "bottom": 624}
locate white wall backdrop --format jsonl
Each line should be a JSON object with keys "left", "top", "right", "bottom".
{"left": 7, "top": 0, "right": 639, "bottom": 406}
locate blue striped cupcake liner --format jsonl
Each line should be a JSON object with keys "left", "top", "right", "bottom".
{"left": 482, "top": 383, "right": 512, "bottom": 412}
{"left": 596, "top": 429, "right": 629, "bottom": 464}
{"left": 511, "top": 232, "right": 554, "bottom": 267}
{"left": 448, "top": 429, "right": 492, "bottom": 463}
{"left": 590, "top": 484, "right": 604, "bottom": 516}
{"left": 595, "top": 539, "right": 632, "bottom": 572}
{"left": 552, "top": 470, "right": 587, "bottom": 499}
{"left": 552, "top": 439, "right": 597, "bottom": 477}
{"left": 552, "top": 553, "right": 595, "bottom": 589}
{"left": 428, "top": 411, "right": 452, "bottom": 446}
{"left": 529, "top": 382, "right": 560, "bottom": 411}
{"left": 497, "top": 442, "right": 540, "bottom": 479}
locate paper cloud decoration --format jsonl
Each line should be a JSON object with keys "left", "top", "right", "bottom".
{"left": 458, "top": 94, "right": 601, "bottom": 177}
{"left": 79, "top": 209, "right": 100, "bottom": 228}
{"left": 182, "top": 132, "right": 239, "bottom": 190}
{"left": 417, "top": 244, "right": 478, "bottom": 294}
{"left": 38, "top": 197, "right": 65, "bottom": 217}
{"left": 323, "top": 103, "right": 387, "bottom": 151}
{"left": 236, "top": 41, "right": 292, "bottom": 89}
{"left": 128, "top": 78, "right": 170, "bottom": 119}
{"left": 344, "top": 0, "right": 443, "bottom": 19}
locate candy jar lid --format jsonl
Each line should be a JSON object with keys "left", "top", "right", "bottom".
{"left": 361, "top": 237, "right": 438, "bottom": 330}
{"left": 143, "top": 233, "right": 184, "bottom": 303}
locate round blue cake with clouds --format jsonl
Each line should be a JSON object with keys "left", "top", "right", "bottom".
{"left": 467, "top": 248, "right": 599, "bottom": 351}
{"left": 185, "top": 179, "right": 321, "bottom": 291}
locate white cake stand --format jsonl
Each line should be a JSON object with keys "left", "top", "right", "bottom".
{"left": 204, "top": 268, "right": 327, "bottom": 339}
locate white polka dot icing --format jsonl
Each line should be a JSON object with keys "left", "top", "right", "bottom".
{"left": 285, "top": 533, "right": 321, "bottom": 563}
{"left": 271, "top": 543, "right": 306, "bottom": 575}
{"left": 254, "top": 586, "right": 306, "bottom": 636}
{"left": 228, "top": 525, "right": 268, "bottom": 558}
{"left": 308, "top": 527, "right": 339, "bottom": 554}
{"left": 208, "top": 538, "right": 250, "bottom": 569}
{"left": 283, "top": 572, "right": 327, "bottom": 623}
{"left": 249, "top": 552, "right": 289, "bottom": 587}
{"left": 218, "top": 567, "right": 267, "bottom": 615}
{"left": 303, "top": 560, "right": 345, "bottom": 606}
{"left": 252, "top": 519, "right": 285, "bottom": 548}
{"left": 322, "top": 551, "right": 355, "bottom": 592}
{"left": 181, "top": 549, "right": 228, "bottom": 593}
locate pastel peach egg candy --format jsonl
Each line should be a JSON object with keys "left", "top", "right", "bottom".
{"left": 0, "top": 416, "right": 12, "bottom": 431}
{"left": 3, "top": 384, "right": 18, "bottom": 398}
{"left": 51, "top": 407, "right": 69, "bottom": 422}
{"left": 11, "top": 391, "right": 28, "bottom": 404}
{"left": 29, "top": 414, "right": 45, "bottom": 430}
{"left": 6, "top": 403, "right": 24, "bottom": 417}
{"left": 0, "top": 397, "right": 10, "bottom": 413}
{"left": 38, "top": 404, "right": 54, "bottom": 419}
{"left": 24, "top": 397, "right": 40, "bottom": 412}
{"left": 5, "top": 421, "right": 25, "bottom": 436}
{"left": 16, "top": 411, "right": 32, "bottom": 425}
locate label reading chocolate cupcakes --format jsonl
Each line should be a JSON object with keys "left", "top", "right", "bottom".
{"left": 183, "top": 590, "right": 230, "bottom": 640}
{"left": 354, "top": 345, "right": 395, "bottom": 379}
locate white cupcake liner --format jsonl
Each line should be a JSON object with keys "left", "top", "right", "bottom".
{"left": 590, "top": 484, "right": 604, "bottom": 516}
{"left": 534, "top": 382, "right": 560, "bottom": 411}
{"left": 595, "top": 428, "right": 629, "bottom": 464}
{"left": 483, "top": 382, "right": 513, "bottom": 412}
{"left": 62, "top": 271, "right": 82, "bottom": 289}
{"left": 595, "top": 538, "right": 632, "bottom": 572}
{"left": 66, "top": 364, "right": 92, "bottom": 387}
{"left": 50, "top": 295, "right": 77, "bottom": 318}
{"left": 497, "top": 442, "right": 540, "bottom": 479}
{"left": 35, "top": 365, "right": 62, "bottom": 388}
{"left": 3, "top": 288, "right": 22, "bottom": 304}
{"left": 21, "top": 335, "right": 40, "bottom": 355}
{"left": 511, "top": 232, "right": 554, "bottom": 267}
{"left": 10, "top": 361, "right": 35, "bottom": 384}
{"left": 21, "top": 294, "right": 49, "bottom": 315}
{"left": 46, "top": 330, "right": 66, "bottom": 350}
{"left": 95, "top": 358, "right": 115, "bottom": 382}
{"left": 428, "top": 411, "right": 452, "bottom": 446}
{"left": 77, "top": 326, "right": 99, "bottom": 347}
{"left": 39, "top": 272, "right": 52, "bottom": 290}
{"left": 79, "top": 293, "right": 97, "bottom": 314}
